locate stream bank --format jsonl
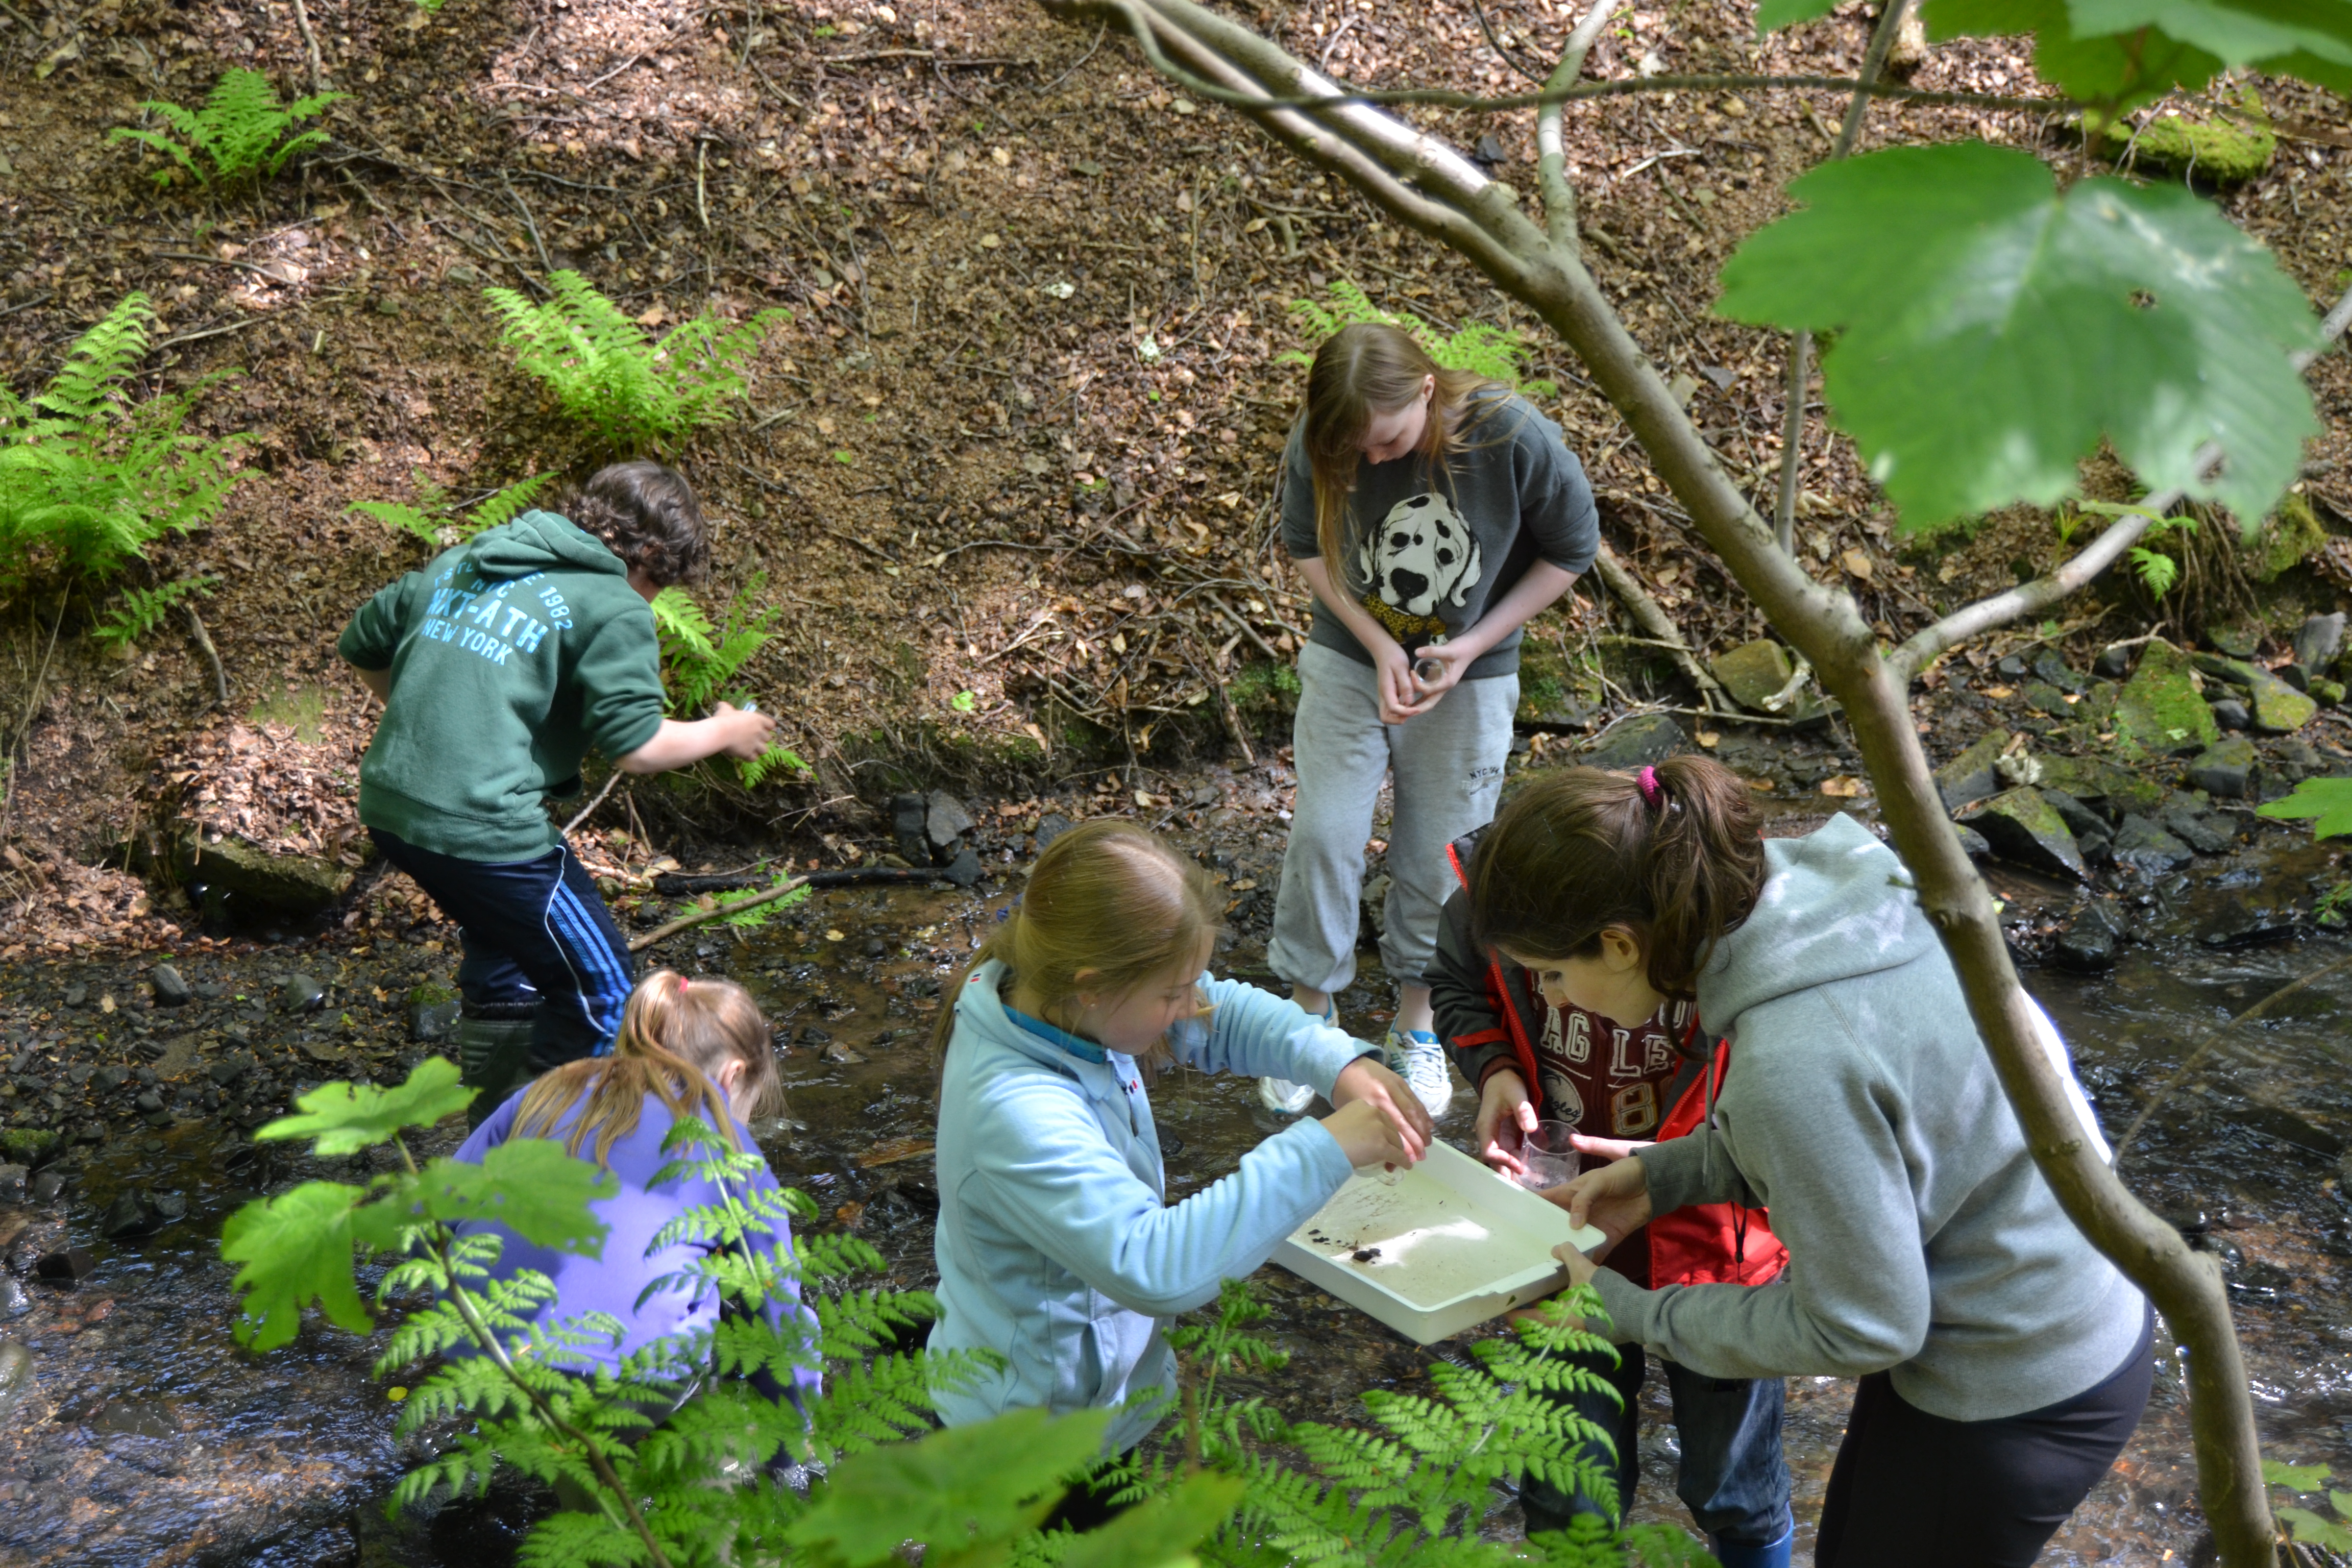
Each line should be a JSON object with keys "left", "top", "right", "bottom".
{"left": 3, "top": 684, "right": 2350, "bottom": 1565}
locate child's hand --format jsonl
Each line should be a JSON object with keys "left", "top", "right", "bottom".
{"left": 715, "top": 702, "right": 777, "bottom": 760}
{"left": 1566, "top": 1131, "right": 1653, "bottom": 1164}
{"left": 1475, "top": 1068, "right": 1538, "bottom": 1177}
{"left": 1321, "top": 1097, "right": 1420, "bottom": 1173}
{"left": 1548, "top": 1155, "right": 1653, "bottom": 1251}
{"left": 1330, "top": 1056, "right": 1433, "bottom": 1158}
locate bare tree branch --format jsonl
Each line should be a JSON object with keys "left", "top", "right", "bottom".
{"left": 1536, "top": 0, "right": 1626, "bottom": 254}
{"left": 1591, "top": 543, "right": 1728, "bottom": 709}
{"left": 1774, "top": 0, "right": 1917, "bottom": 556}
{"left": 1042, "top": 6, "right": 2282, "bottom": 1559}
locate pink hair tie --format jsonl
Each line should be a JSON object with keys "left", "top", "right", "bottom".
{"left": 1637, "top": 766, "right": 1664, "bottom": 810}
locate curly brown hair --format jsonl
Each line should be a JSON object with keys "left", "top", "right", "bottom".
{"left": 564, "top": 460, "right": 708, "bottom": 585}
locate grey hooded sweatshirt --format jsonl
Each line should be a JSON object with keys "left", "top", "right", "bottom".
{"left": 1590, "top": 814, "right": 2146, "bottom": 1423}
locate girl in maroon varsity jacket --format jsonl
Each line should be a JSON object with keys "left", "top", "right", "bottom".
{"left": 1424, "top": 827, "right": 1795, "bottom": 1566}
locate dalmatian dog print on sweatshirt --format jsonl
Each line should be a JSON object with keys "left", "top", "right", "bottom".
{"left": 1355, "top": 492, "right": 1483, "bottom": 644}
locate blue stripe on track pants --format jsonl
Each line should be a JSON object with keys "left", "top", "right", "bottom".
{"left": 370, "top": 827, "right": 635, "bottom": 1069}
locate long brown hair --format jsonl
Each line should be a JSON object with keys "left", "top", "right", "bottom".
{"left": 1299, "top": 322, "right": 1507, "bottom": 594}
{"left": 1469, "top": 756, "right": 1767, "bottom": 998}
{"left": 929, "top": 819, "right": 1222, "bottom": 1069}
{"left": 512, "top": 969, "right": 784, "bottom": 1168}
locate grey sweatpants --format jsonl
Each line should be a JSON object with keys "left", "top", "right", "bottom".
{"left": 1269, "top": 641, "right": 1518, "bottom": 996}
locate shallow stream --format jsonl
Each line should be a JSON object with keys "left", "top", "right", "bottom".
{"left": 2, "top": 815, "right": 2348, "bottom": 1566}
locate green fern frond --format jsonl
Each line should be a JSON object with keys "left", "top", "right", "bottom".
{"left": 1, "top": 293, "right": 244, "bottom": 587}
{"left": 90, "top": 574, "right": 216, "bottom": 648}
{"left": 486, "top": 271, "right": 786, "bottom": 451}
{"left": 1283, "top": 280, "right": 1558, "bottom": 403}
{"left": 110, "top": 69, "right": 344, "bottom": 188}
{"left": 349, "top": 471, "right": 551, "bottom": 549}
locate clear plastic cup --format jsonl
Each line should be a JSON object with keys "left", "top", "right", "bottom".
{"left": 1515, "top": 1120, "right": 1582, "bottom": 1192}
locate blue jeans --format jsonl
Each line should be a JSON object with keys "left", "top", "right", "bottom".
{"left": 1521, "top": 1344, "right": 1792, "bottom": 1547}
{"left": 370, "top": 828, "right": 634, "bottom": 1069}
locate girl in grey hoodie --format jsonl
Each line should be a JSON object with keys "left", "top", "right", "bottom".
{"left": 1469, "top": 757, "right": 2149, "bottom": 1568}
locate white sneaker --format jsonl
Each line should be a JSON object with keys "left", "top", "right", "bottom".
{"left": 1383, "top": 1027, "right": 1454, "bottom": 1117}
{"left": 1258, "top": 1074, "right": 1316, "bottom": 1114}
{"left": 1260, "top": 1000, "right": 1338, "bottom": 1115}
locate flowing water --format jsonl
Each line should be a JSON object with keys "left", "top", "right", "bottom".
{"left": 3, "top": 823, "right": 2348, "bottom": 1566}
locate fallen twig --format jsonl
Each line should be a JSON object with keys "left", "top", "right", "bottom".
{"left": 562, "top": 771, "right": 624, "bottom": 837}
{"left": 185, "top": 605, "right": 231, "bottom": 709}
{"left": 628, "top": 876, "right": 810, "bottom": 951}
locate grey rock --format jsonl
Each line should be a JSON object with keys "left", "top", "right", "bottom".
{"left": 924, "top": 791, "right": 976, "bottom": 854}
{"left": 940, "top": 846, "right": 982, "bottom": 888}
{"left": 2279, "top": 663, "right": 2311, "bottom": 694}
{"left": 149, "top": 965, "right": 191, "bottom": 1008}
{"left": 1033, "top": 813, "right": 1075, "bottom": 853}
{"left": 2022, "top": 681, "right": 2074, "bottom": 719}
{"left": 2208, "top": 624, "right": 2262, "bottom": 659}
{"left": 29, "top": 1169, "right": 64, "bottom": 1204}
{"left": 62, "top": 983, "right": 88, "bottom": 1009}
{"left": 207, "top": 1056, "right": 252, "bottom": 1087}
{"left": 1190, "top": 785, "right": 1220, "bottom": 807}
{"left": 2031, "top": 653, "right": 2088, "bottom": 695}
{"left": 1710, "top": 639, "right": 1796, "bottom": 711}
{"left": 0, "top": 1273, "right": 28, "bottom": 1318}
{"left": 33, "top": 1246, "right": 93, "bottom": 1280}
{"left": 170, "top": 830, "right": 356, "bottom": 915}
{"left": 2210, "top": 698, "right": 2251, "bottom": 731}
{"left": 2161, "top": 807, "right": 2235, "bottom": 855}
{"left": 2040, "top": 790, "right": 2112, "bottom": 855}
{"left": 2198, "top": 897, "right": 2298, "bottom": 948}
{"left": 1996, "top": 654, "right": 2030, "bottom": 679}
{"left": 889, "top": 793, "right": 929, "bottom": 865}
{"left": 2187, "top": 737, "right": 2259, "bottom": 798}
{"left": 0, "top": 1340, "right": 31, "bottom": 1423}
{"left": 0, "top": 1163, "right": 24, "bottom": 1202}
{"left": 819, "top": 1041, "right": 867, "bottom": 1065}
{"left": 2292, "top": 612, "right": 2345, "bottom": 676}
{"left": 133, "top": 1090, "right": 163, "bottom": 1114}
{"left": 2276, "top": 739, "right": 2325, "bottom": 779}
{"left": 101, "top": 1192, "right": 158, "bottom": 1240}
{"left": 2112, "top": 815, "right": 2195, "bottom": 876}
{"left": 2093, "top": 644, "right": 2135, "bottom": 679}
{"left": 1950, "top": 821, "right": 1992, "bottom": 860}
{"left": 1579, "top": 713, "right": 1689, "bottom": 770}
{"left": 1957, "top": 788, "right": 2085, "bottom": 880}
{"left": 151, "top": 1191, "right": 186, "bottom": 1221}
{"left": 2192, "top": 651, "right": 2318, "bottom": 733}
{"left": 279, "top": 974, "right": 325, "bottom": 1014}
{"left": 408, "top": 998, "right": 460, "bottom": 1043}
{"left": 2054, "top": 900, "right": 2129, "bottom": 973}
{"left": 1935, "top": 729, "right": 2013, "bottom": 813}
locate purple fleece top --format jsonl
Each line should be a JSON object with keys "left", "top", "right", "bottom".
{"left": 453, "top": 1087, "right": 820, "bottom": 1396}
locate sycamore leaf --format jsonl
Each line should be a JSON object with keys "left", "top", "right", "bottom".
{"left": 2256, "top": 777, "right": 2352, "bottom": 840}
{"left": 219, "top": 1180, "right": 377, "bottom": 1350}
{"left": 2069, "top": 0, "right": 2352, "bottom": 93}
{"left": 2267, "top": 1459, "right": 2334, "bottom": 1491}
{"left": 1926, "top": 0, "right": 2224, "bottom": 112}
{"left": 403, "top": 1140, "right": 616, "bottom": 1256}
{"left": 1056, "top": 1472, "right": 1246, "bottom": 1568}
{"left": 1756, "top": 0, "right": 1842, "bottom": 30}
{"left": 1714, "top": 141, "right": 2320, "bottom": 530}
{"left": 255, "top": 1056, "right": 473, "bottom": 1154}
{"left": 786, "top": 1406, "right": 1114, "bottom": 1564}
{"left": 2281, "top": 1506, "right": 2352, "bottom": 1554}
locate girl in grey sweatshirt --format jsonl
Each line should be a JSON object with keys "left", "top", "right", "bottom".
{"left": 1468, "top": 757, "right": 2149, "bottom": 1568}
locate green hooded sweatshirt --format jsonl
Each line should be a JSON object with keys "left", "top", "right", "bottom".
{"left": 338, "top": 510, "right": 667, "bottom": 862}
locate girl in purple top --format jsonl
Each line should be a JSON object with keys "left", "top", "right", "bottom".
{"left": 454, "top": 969, "right": 816, "bottom": 1399}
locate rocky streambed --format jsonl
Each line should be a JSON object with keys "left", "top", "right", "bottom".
{"left": 2, "top": 635, "right": 2350, "bottom": 1565}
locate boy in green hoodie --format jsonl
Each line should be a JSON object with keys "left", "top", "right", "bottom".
{"left": 338, "top": 461, "right": 774, "bottom": 1121}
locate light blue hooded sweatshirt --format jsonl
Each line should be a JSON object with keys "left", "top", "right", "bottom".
{"left": 1591, "top": 814, "right": 2145, "bottom": 1423}
{"left": 930, "top": 960, "right": 1374, "bottom": 1453}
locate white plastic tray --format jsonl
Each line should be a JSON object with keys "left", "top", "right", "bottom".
{"left": 1272, "top": 1140, "right": 1607, "bottom": 1344}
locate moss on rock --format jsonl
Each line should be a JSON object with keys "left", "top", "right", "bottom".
{"left": 2113, "top": 639, "right": 2219, "bottom": 759}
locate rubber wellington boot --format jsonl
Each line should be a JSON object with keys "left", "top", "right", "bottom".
{"left": 1706, "top": 1529, "right": 1793, "bottom": 1568}
{"left": 454, "top": 1015, "right": 537, "bottom": 1128}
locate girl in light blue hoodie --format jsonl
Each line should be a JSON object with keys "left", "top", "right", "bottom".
{"left": 928, "top": 819, "right": 1432, "bottom": 1506}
